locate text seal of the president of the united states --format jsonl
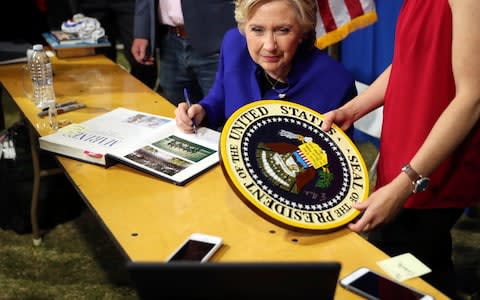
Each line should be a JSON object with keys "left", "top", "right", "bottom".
{"left": 220, "top": 100, "right": 369, "bottom": 231}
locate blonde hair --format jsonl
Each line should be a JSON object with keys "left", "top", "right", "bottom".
{"left": 235, "top": 0, "right": 317, "bottom": 43}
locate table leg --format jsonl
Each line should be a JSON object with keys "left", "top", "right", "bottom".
{"left": 28, "top": 125, "right": 62, "bottom": 246}
{"left": 0, "top": 88, "right": 5, "bottom": 130}
{"left": 28, "top": 125, "right": 43, "bottom": 246}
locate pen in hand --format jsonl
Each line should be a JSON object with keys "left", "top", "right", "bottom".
{"left": 183, "top": 88, "right": 197, "bottom": 134}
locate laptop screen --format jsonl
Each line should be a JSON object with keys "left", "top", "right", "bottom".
{"left": 127, "top": 261, "right": 341, "bottom": 300}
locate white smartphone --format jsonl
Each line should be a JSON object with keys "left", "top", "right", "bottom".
{"left": 340, "top": 267, "right": 434, "bottom": 300}
{"left": 166, "top": 233, "right": 223, "bottom": 263}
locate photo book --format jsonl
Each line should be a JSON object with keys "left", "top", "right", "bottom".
{"left": 39, "top": 108, "right": 221, "bottom": 185}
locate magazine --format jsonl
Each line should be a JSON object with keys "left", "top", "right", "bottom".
{"left": 50, "top": 30, "right": 84, "bottom": 45}
{"left": 42, "top": 31, "right": 111, "bottom": 48}
{"left": 42, "top": 32, "right": 111, "bottom": 58}
{"left": 39, "top": 108, "right": 220, "bottom": 185}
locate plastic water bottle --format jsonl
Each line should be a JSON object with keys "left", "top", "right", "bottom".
{"left": 47, "top": 101, "right": 58, "bottom": 131}
{"left": 30, "top": 44, "right": 58, "bottom": 130}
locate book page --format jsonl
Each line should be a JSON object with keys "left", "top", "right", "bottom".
{"left": 111, "top": 125, "right": 220, "bottom": 185}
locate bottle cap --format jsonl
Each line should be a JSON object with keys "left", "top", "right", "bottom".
{"left": 33, "top": 44, "right": 44, "bottom": 51}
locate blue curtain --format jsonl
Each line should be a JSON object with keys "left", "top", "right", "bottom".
{"left": 340, "top": 0, "right": 404, "bottom": 84}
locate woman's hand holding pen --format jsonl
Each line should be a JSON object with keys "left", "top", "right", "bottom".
{"left": 175, "top": 103, "right": 206, "bottom": 133}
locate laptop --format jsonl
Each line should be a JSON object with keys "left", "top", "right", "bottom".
{"left": 126, "top": 261, "right": 341, "bottom": 300}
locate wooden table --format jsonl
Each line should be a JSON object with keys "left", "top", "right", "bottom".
{"left": 0, "top": 55, "right": 448, "bottom": 299}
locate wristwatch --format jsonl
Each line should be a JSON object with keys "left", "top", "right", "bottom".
{"left": 401, "top": 163, "right": 430, "bottom": 193}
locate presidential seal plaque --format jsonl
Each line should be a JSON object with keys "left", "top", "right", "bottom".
{"left": 220, "top": 100, "right": 369, "bottom": 231}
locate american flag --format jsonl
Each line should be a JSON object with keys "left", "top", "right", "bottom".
{"left": 315, "top": 0, "right": 377, "bottom": 49}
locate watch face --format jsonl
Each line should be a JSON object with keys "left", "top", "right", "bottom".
{"left": 414, "top": 177, "right": 430, "bottom": 193}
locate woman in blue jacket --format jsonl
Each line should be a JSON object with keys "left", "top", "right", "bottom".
{"left": 175, "top": 0, "right": 356, "bottom": 132}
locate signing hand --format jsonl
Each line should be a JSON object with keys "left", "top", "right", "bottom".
{"left": 175, "top": 103, "right": 206, "bottom": 133}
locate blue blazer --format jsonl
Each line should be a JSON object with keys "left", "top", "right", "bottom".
{"left": 200, "top": 29, "right": 357, "bottom": 130}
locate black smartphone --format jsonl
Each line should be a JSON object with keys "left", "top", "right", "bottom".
{"left": 340, "top": 267, "right": 434, "bottom": 300}
{"left": 166, "top": 233, "right": 223, "bottom": 263}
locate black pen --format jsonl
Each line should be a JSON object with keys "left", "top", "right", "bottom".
{"left": 41, "top": 100, "right": 77, "bottom": 111}
{"left": 183, "top": 88, "right": 197, "bottom": 134}
{"left": 38, "top": 103, "right": 86, "bottom": 117}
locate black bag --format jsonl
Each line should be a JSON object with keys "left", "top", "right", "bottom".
{"left": 0, "top": 120, "right": 84, "bottom": 234}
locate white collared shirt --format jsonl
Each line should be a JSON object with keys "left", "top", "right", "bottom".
{"left": 158, "top": 0, "right": 184, "bottom": 26}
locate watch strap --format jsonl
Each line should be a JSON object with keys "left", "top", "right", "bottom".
{"left": 402, "top": 163, "right": 430, "bottom": 193}
{"left": 401, "top": 163, "right": 421, "bottom": 182}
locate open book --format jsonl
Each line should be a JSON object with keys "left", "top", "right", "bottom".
{"left": 39, "top": 108, "right": 220, "bottom": 185}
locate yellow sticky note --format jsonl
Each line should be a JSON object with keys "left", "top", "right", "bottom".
{"left": 377, "top": 253, "right": 431, "bottom": 282}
